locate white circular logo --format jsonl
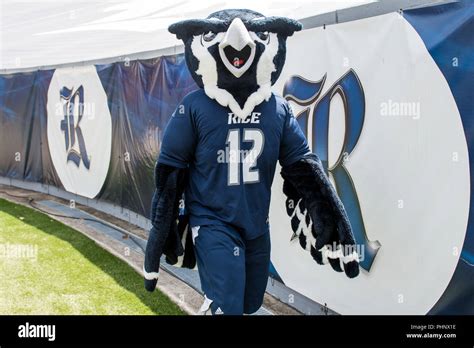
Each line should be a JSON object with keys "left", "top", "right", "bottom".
{"left": 47, "top": 66, "right": 112, "bottom": 199}
{"left": 271, "top": 13, "right": 470, "bottom": 314}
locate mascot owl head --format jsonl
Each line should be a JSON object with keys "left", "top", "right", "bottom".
{"left": 169, "top": 9, "right": 302, "bottom": 119}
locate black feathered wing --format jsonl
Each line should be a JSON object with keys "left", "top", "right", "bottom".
{"left": 143, "top": 163, "right": 195, "bottom": 292}
{"left": 281, "top": 154, "right": 360, "bottom": 278}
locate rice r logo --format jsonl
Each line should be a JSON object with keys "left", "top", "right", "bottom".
{"left": 283, "top": 69, "right": 381, "bottom": 271}
{"left": 47, "top": 66, "right": 112, "bottom": 199}
{"left": 59, "top": 85, "right": 90, "bottom": 169}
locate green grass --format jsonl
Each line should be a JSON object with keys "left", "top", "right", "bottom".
{"left": 0, "top": 198, "right": 185, "bottom": 315}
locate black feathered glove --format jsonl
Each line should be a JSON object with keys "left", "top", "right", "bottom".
{"left": 281, "top": 154, "right": 360, "bottom": 278}
{"left": 163, "top": 207, "right": 196, "bottom": 270}
{"left": 143, "top": 163, "right": 188, "bottom": 292}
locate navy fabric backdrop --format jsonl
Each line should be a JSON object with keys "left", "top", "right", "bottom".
{"left": 0, "top": 55, "right": 197, "bottom": 217}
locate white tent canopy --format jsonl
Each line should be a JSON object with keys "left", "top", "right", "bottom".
{"left": 0, "top": 0, "right": 374, "bottom": 71}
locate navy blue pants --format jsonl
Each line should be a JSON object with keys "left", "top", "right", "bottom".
{"left": 192, "top": 224, "right": 271, "bottom": 315}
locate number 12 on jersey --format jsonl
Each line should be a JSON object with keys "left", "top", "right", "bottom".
{"left": 225, "top": 129, "right": 264, "bottom": 186}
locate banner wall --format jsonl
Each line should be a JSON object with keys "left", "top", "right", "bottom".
{"left": 0, "top": 1, "right": 472, "bottom": 314}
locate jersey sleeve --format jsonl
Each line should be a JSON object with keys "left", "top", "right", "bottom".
{"left": 158, "top": 96, "right": 197, "bottom": 168}
{"left": 279, "top": 102, "right": 311, "bottom": 167}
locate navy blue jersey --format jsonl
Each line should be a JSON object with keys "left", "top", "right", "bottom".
{"left": 159, "top": 89, "right": 310, "bottom": 240}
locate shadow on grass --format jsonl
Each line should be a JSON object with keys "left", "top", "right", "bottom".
{"left": 0, "top": 198, "right": 185, "bottom": 315}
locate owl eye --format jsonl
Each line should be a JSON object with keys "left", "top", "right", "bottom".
{"left": 202, "top": 31, "right": 217, "bottom": 42}
{"left": 256, "top": 31, "right": 269, "bottom": 41}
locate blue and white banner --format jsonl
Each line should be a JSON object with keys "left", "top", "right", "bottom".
{"left": 0, "top": 0, "right": 472, "bottom": 314}
{"left": 271, "top": 0, "right": 473, "bottom": 315}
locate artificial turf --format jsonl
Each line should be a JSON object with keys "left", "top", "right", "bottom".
{"left": 0, "top": 198, "right": 185, "bottom": 315}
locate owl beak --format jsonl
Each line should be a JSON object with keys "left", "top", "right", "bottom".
{"left": 219, "top": 18, "right": 256, "bottom": 78}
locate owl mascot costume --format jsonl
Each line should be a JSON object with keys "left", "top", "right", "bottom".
{"left": 144, "top": 9, "right": 360, "bottom": 315}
